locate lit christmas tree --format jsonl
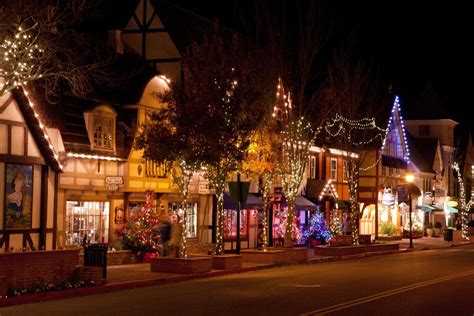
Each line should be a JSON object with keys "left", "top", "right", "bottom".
{"left": 122, "top": 191, "right": 161, "bottom": 256}
{"left": 304, "top": 213, "right": 330, "bottom": 244}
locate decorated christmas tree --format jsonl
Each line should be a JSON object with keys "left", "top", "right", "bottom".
{"left": 121, "top": 191, "right": 161, "bottom": 255}
{"left": 304, "top": 213, "right": 330, "bottom": 244}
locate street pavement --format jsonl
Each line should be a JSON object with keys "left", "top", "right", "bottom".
{"left": 1, "top": 242, "right": 473, "bottom": 316}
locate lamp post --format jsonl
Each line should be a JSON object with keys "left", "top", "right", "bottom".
{"left": 405, "top": 174, "right": 415, "bottom": 249}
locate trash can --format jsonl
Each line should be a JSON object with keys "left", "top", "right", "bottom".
{"left": 444, "top": 229, "right": 453, "bottom": 242}
{"left": 83, "top": 243, "right": 109, "bottom": 279}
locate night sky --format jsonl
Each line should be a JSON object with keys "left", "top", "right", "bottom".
{"left": 172, "top": 1, "right": 471, "bottom": 132}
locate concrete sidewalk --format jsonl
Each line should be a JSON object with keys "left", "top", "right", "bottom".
{"left": 398, "top": 236, "right": 473, "bottom": 251}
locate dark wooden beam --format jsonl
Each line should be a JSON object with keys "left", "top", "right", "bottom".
{"left": 0, "top": 154, "right": 45, "bottom": 165}
{"left": 0, "top": 119, "right": 27, "bottom": 127}
{"left": 39, "top": 165, "right": 48, "bottom": 250}
{"left": 53, "top": 172, "right": 59, "bottom": 249}
{"left": 23, "top": 126, "right": 28, "bottom": 156}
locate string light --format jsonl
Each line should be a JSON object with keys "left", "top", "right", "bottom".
{"left": 67, "top": 152, "right": 126, "bottom": 161}
{"left": 452, "top": 162, "right": 471, "bottom": 241}
{"left": 318, "top": 179, "right": 339, "bottom": 201}
{"left": 20, "top": 86, "right": 63, "bottom": 170}
{"left": 1, "top": 25, "right": 43, "bottom": 96}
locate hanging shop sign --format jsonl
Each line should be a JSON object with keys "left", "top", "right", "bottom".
{"left": 105, "top": 176, "right": 124, "bottom": 185}
{"left": 105, "top": 176, "right": 123, "bottom": 191}
{"left": 381, "top": 188, "right": 395, "bottom": 206}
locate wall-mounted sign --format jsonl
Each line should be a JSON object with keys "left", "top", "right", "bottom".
{"left": 107, "top": 184, "right": 120, "bottom": 191}
{"left": 105, "top": 176, "right": 124, "bottom": 185}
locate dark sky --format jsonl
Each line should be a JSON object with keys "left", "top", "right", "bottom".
{"left": 172, "top": 1, "right": 471, "bottom": 130}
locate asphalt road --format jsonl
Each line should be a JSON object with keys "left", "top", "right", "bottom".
{"left": 1, "top": 245, "right": 474, "bottom": 316}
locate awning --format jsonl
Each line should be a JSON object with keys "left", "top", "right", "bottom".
{"left": 223, "top": 192, "right": 263, "bottom": 209}
{"left": 417, "top": 205, "right": 436, "bottom": 212}
{"left": 445, "top": 205, "right": 458, "bottom": 214}
{"left": 280, "top": 195, "right": 319, "bottom": 211}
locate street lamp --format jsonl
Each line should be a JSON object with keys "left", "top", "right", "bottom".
{"left": 405, "top": 174, "right": 415, "bottom": 249}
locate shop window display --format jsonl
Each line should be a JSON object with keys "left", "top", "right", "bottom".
{"left": 66, "top": 201, "right": 110, "bottom": 245}
{"left": 223, "top": 209, "right": 249, "bottom": 239}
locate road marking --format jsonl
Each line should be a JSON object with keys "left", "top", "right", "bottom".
{"left": 301, "top": 269, "right": 474, "bottom": 315}
{"left": 280, "top": 284, "right": 322, "bottom": 288}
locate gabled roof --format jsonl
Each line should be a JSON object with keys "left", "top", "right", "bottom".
{"left": 11, "top": 89, "right": 63, "bottom": 172}
{"left": 381, "top": 95, "right": 410, "bottom": 163}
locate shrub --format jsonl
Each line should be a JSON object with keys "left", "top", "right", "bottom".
{"left": 425, "top": 222, "right": 433, "bottom": 229}
{"left": 380, "top": 222, "right": 398, "bottom": 236}
{"left": 434, "top": 221, "right": 442, "bottom": 229}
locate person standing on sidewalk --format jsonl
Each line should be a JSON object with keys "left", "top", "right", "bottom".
{"left": 170, "top": 216, "right": 184, "bottom": 258}
{"left": 158, "top": 215, "right": 171, "bottom": 256}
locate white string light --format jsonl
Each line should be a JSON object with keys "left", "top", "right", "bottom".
{"left": 20, "top": 86, "right": 63, "bottom": 170}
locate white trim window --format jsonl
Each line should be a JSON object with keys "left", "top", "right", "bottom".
{"left": 343, "top": 160, "right": 349, "bottom": 182}
{"left": 93, "top": 116, "right": 114, "bottom": 149}
{"left": 330, "top": 158, "right": 337, "bottom": 181}
{"left": 309, "top": 156, "right": 316, "bottom": 179}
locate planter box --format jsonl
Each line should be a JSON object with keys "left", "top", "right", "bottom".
{"left": 329, "top": 235, "right": 353, "bottom": 246}
{"left": 151, "top": 256, "right": 212, "bottom": 274}
{"left": 211, "top": 254, "right": 242, "bottom": 269}
{"left": 241, "top": 249, "right": 287, "bottom": 264}
{"left": 285, "top": 247, "right": 313, "bottom": 261}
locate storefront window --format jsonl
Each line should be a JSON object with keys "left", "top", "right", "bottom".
{"left": 168, "top": 202, "right": 198, "bottom": 238}
{"left": 223, "top": 209, "right": 249, "bottom": 239}
{"left": 66, "top": 201, "right": 110, "bottom": 245}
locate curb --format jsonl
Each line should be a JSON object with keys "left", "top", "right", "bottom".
{"left": 0, "top": 247, "right": 411, "bottom": 307}
{"left": 0, "top": 264, "right": 277, "bottom": 308}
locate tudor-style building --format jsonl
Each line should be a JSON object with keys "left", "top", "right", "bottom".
{"left": 0, "top": 87, "right": 63, "bottom": 251}
{"left": 358, "top": 96, "right": 411, "bottom": 238}
{"left": 304, "top": 145, "right": 353, "bottom": 223}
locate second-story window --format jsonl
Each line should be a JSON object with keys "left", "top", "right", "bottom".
{"left": 343, "top": 160, "right": 349, "bottom": 182}
{"left": 85, "top": 105, "right": 117, "bottom": 151}
{"left": 330, "top": 158, "right": 337, "bottom": 181}
{"left": 309, "top": 156, "right": 316, "bottom": 179}
{"left": 93, "top": 116, "right": 114, "bottom": 149}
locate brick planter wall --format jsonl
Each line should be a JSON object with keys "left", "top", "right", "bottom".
{"left": 241, "top": 249, "right": 287, "bottom": 264}
{"left": 211, "top": 255, "right": 242, "bottom": 269}
{"left": 76, "top": 266, "right": 103, "bottom": 285}
{"left": 0, "top": 249, "right": 80, "bottom": 291}
{"left": 285, "top": 248, "right": 312, "bottom": 261}
{"left": 151, "top": 257, "right": 212, "bottom": 274}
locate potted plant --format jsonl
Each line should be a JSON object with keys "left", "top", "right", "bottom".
{"left": 425, "top": 222, "right": 434, "bottom": 237}
{"left": 434, "top": 221, "right": 443, "bottom": 237}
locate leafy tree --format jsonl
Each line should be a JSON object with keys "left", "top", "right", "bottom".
{"left": 138, "top": 27, "right": 265, "bottom": 255}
